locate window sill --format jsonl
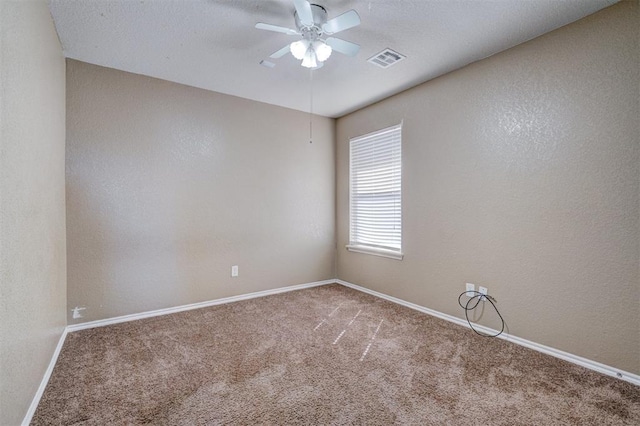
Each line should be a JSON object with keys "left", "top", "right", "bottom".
{"left": 346, "top": 245, "right": 404, "bottom": 260}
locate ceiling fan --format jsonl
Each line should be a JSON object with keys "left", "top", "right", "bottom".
{"left": 255, "top": 0, "right": 361, "bottom": 69}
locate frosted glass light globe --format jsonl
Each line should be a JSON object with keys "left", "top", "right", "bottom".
{"left": 313, "top": 41, "right": 332, "bottom": 62}
{"left": 301, "top": 50, "right": 318, "bottom": 68}
{"left": 290, "top": 40, "right": 309, "bottom": 60}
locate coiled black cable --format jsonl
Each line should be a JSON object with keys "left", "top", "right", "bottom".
{"left": 458, "top": 290, "right": 505, "bottom": 337}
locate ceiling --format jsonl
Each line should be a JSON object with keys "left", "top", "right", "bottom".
{"left": 49, "top": 0, "right": 617, "bottom": 118}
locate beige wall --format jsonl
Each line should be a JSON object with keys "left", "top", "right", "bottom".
{"left": 66, "top": 60, "right": 335, "bottom": 323}
{"left": 336, "top": 1, "right": 639, "bottom": 374}
{"left": 0, "top": 0, "right": 67, "bottom": 424}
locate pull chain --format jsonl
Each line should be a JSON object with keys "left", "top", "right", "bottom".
{"left": 309, "top": 67, "right": 313, "bottom": 143}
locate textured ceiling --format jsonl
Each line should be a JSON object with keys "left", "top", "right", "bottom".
{"left": 49, "top": 0, "right": 616, "bottom": 118}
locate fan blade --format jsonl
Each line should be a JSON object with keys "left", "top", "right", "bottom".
{"left": 259, "top": 60, "right": 276, "bottom": 68}
{"left": 293, "top": 0, "right": 313, "bottom": 27}
{"left": 322, "top": 10, "right": 361, "bottom": 34}
{"left": 326, "top": 37, "right": 360, "bottom": 57}
{"left": 270, "top": 45, "right": 291, "bottom": 59}
{"left": 255, "top": 23, "right": 299, "bottom": 36}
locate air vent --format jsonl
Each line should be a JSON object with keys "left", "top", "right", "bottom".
{"left": 367, "top": 48, "right": 406, "bottom": 68}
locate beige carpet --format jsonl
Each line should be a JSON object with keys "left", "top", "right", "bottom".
{"left": 33, "top": 284, "right": 639, "bottom": 425}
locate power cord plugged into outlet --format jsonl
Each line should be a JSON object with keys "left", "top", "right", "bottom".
{"left": 458, "top": 290, "right": 505, "bottom": 338}
{"left": 478, "top": 286, "right": 488, "bottom": 301}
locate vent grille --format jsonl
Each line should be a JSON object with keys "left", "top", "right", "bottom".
{"left": 367, "top": 48, "right": 406, "bottom": 68}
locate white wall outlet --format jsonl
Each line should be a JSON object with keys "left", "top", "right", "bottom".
{"left": 478, "top": 286, "right": 488, "bottom": 300}
{"left": 465, "top": 283, "right": 475, "bottom": 297}
{"left": 71, "top": 306, "right": 86, "bottom": 319}
{"left": 231, "top": 265, "right": 238, "bottom": 277}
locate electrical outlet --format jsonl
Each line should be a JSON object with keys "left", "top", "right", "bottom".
{"left": 465, "top": 283, "right": 475, "bottom": 297}
{"left": 478, "top": 286, "right": 488, "bottom": 301}
{"left": 231, "top": 265, "right": 238, "bottom": 277}
{"left": 71, "top": 306, "right": 86, "bottom": 319}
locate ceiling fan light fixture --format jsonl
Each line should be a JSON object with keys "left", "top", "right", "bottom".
{"left": 290, "top": 40, "right": 310, "bottom": 60}
{"left": 258, "top": 0, "right": 360, "bottom": 69}
{"left": 313, "top": 41, "right": 332, "bottom": 62}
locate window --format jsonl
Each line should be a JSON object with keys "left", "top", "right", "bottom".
{"left": 347, "top": 123, "right": 403, "bottom": 260}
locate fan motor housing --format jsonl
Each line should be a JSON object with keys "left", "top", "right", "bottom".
{"left": 294, "top": 3, "right": 328, "bottom": 33}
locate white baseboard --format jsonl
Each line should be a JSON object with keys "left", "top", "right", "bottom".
{"left": 336, "top": 279, "right": 640, "bottom": 386}
{"left": 67, "top": 279, "right": 336, "bottom": 332}
{"left": 22, "top": 327, "right": 69, "bottom": 426}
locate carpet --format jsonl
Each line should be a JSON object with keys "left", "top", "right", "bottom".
{"left": 32, "top": 284, "right": 639, "bottom": 425}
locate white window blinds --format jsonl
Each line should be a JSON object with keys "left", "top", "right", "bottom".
{"left": 348, "top": 123, "right": 402, "bottom": 259}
